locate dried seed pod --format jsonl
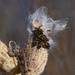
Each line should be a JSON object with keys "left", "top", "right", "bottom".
{"left": 0, "top": 41, "right": 20, "bottom": 75}
{"left": 20, "top": 39, "right": 48, "bottom": 75}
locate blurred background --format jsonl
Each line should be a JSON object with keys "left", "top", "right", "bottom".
{"left": 0, "top": 0, "right": 75, "bottom": 75}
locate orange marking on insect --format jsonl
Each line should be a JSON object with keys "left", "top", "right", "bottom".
{"left": 34, "top": 41, "right": 35, "bottom": 42}
{"left": 46, "top": 42, "right": 48, "bottom": 45}
{"left": 37, "top": 41, "right": 39, "bottom": 44}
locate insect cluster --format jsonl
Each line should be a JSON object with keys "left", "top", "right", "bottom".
{"left": 32, "top": 25, "right": 50, "bottom": 49}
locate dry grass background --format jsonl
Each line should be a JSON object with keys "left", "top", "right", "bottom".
{"left": 0, "top": 0, "right": 75, "bottom": 75}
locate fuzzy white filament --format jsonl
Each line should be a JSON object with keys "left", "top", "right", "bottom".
{"left": 27, "top": 6, "right": 68, "bottom": 49}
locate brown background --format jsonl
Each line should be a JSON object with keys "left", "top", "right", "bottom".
{"left": 0, "top": 0, "right": 75, "bottom": 75}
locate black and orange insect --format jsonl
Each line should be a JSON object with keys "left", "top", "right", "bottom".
{"left": 32, "top": 25, "right": 50, "bottom": 49}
